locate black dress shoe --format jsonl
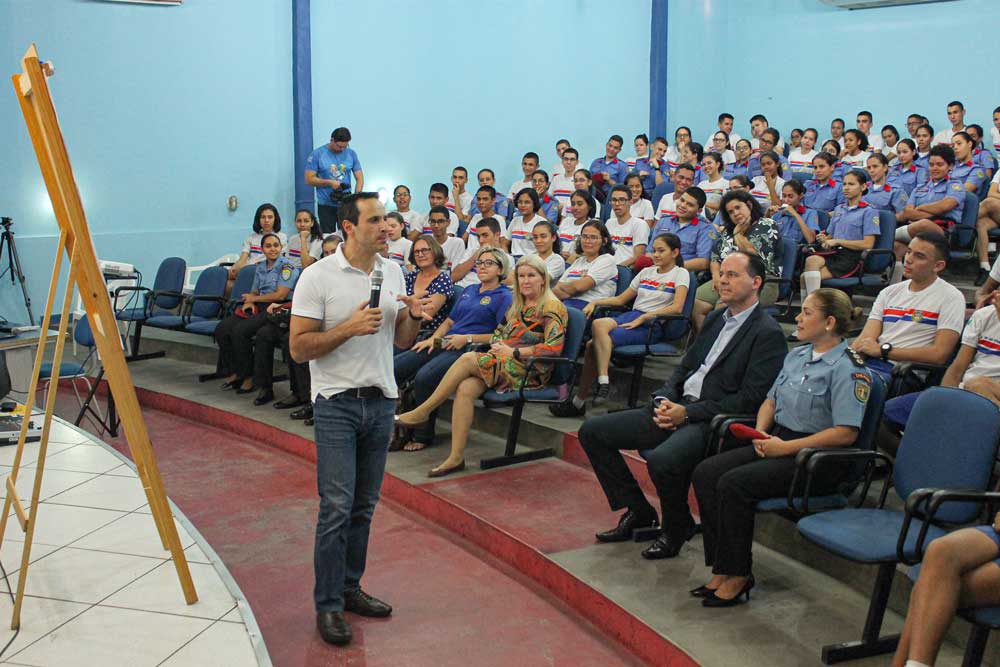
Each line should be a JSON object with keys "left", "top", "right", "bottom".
{"left": 548, "top": 399, "right": 585, "bottom": 418}
{"left": 235, "top": 385, "right": 256, "bottom": 395}
{"left": 274, "top": 395, "right": 306, "bottom": 409}
{"left": 344, "top": 589, "right": 392, "bottom": 618}
{"left": 595, "top": 508, "right": 659, "bottom": 543}
{"left": 702, "top": 575, "right": 755, "bottom": 607}
{"left": 316, "top": 611, "right": 352, "bottom": 646}
{"left": 689, "top": 584, "right": 719, "bottom": 598}
{"left": 291, "top": 405, "right": 314, "bottom": 420}
{"left": 641, "top": 526, "right": 696, "bottom": 560}
{"left": 253, "top": 389, "right": 275, "bottom": 406}
{"left": 975, "top": 268, "right": 991, "bottom": 287}
{"left": 220, "top": 379, "right": 240, "bottom": 391}
{"left": 304, "top": 417, "right": 315, "bottom": 426}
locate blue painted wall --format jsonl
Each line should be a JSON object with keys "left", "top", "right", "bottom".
{"left": 665, "top": 0, "right": 997, "bottom": 147}
{"left": 0, "top": 0, "right": 292, "bottom": 319}
{"left": 309, "top": 0, "right": 651, "bottom": 207}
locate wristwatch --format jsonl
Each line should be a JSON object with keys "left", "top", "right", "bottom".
{"left": 513, "top": 348, "right": 521, "bottom": 361}
{"left": 467, "top": 335, "right": 473, "bottom": 346}
{"left": 880, "top": 342, "right": 893, "bottom": 362}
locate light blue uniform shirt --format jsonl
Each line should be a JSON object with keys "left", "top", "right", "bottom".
{"left": 827, "top": 201, "right": 881, "bottom": 240}
{"left": 767, "top": 341, "right": 870, "bottom": 433}
{"left": 886, "top": 163, "right": 927, "bottom": 195}
{"left": 251, "top": 256, "right": 299, "bottom": 296}
{"left": 951, "top": 160, "right": 988, "bottom": 190}
{"left": 862, "top": 183, "right": 908, "bottom": 213}
{"left": 590, "top": 157, "right": 629, "bottom": 193}
{"left": 748, "top": 154, "right": 789, "bottom": 179}
{"left": 305, "top": 145, "right": 362, "bottom": 205}
{"left": 724, "top": 160, "right": 752, "bottom": 180}
{"left": 804, "top": 178, "right": 846, "bottom": 213}
{"left": 651, "top": 215, "right": 713, "bottom": 262}
{"left": 773, "top": 206, "right": 820, "bottom": 244}
{"left": 910, "top": 177, "right": 965, "bottom": 223}
{"left": 634, "top": 157, "right": 670, "bottom": 194}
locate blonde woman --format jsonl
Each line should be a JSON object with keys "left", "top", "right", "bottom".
{"left": 396, "top": 255, "right": 568, "bottom": 477}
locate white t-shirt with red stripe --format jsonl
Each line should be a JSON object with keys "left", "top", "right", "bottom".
{"left": 242, "top": 231, "right": 288, "bottom": 265}
{"left": 549, "top": 172, "right": 576, "bottom": 212}
{"left": 557, "top": 217, "right": 587, "bottom": 247}
{"left": 559, "top": 254, "right": 618, "bottom": 303}
{"left": 787, "top": 149, "right": 817, "bottom": 175}
{"left": 629, "top": 265, "right": 690, "bottom": 313}
{"left": 869, "top": 278, "right": 965, "bottom": 350}
{"left": 655, "top": 193, "right": 680, "bottom": 219}
{"left": 446, "top": 191, "right": 473, "bottom": 216}
{"left": 750, "top": 175, "right": 785, "bottom": 207}
{"left": 960, "top": 305, "right": 1000, "bottom": 383}
{"left": 506, "top": 213, "right": 547, "bottom": 257}
{"left": 604, "top": 217, "right": 650, "bottom": 263}
{"left": 396, "top": 210, "right": 422, "bottom": 234}
{"left": 385, "top": 237, "right": 413, "bottom": 268}
{"left": 285, "top": 234, "right": 323, "bottom": 268}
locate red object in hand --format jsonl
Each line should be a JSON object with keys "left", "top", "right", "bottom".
{"left": 729, "top": 423, "right": 767, "bottom": 441}
{"left": 592, "top": 173, "right": 607, "bottom": 186}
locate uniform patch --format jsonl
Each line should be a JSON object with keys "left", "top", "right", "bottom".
{"left": 851, "top": 372, "right": 871, "bottom": 383}
{"left": 872, "top": 215, "right": 880, "bottom": 227}
{"left": 977, "top": 169, "right": 986, "bottom": 179}
{"left": 855, "top": 379, "right": 870, "bottom": 403}
{"left": 281, "top": 266, "right": 292, "bottom": 281}
{"left": 951, "top": 183, "right": 963, "bottom": 191}
{"left": 480, "top": 296, "right": 492, "bottom": 305}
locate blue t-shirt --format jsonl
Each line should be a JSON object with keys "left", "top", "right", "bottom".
{"left": 449, "top": 284, "right": 513, "bottom": 336}
{"left": 305, "top": 145, "right": 362, "bottom": 205}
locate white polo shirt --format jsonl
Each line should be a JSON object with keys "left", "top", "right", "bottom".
{"left": 869, "top": 278, "right": 965, "bottom": 350}
{"left": 604, "top": 216, "right": 650, "bottom": 263}
{"left": 396, "top": 210, "right": 422, "bottom": 234}
{"left": 960, "top": 305, "right": 1000, "bottom": 383}
{"left": 291, "top": 247, "right": 406, "bottom": 399}
{"left": 419, "top": 211, "right": 460, "bottom": 236}
{"left": 655, "top": 192, "right": 680, "bottom": 219}
{"left": 446, "top": 191, "right": 473, "bottom": 216}
{"left": 439, "top": 236, "right": 466, "bottom": 270}
{"left": 549, "top": 172, "right": 576, "bottom": 211}
{"left": 934, "top": 125, "right": 966, "bottom": 146}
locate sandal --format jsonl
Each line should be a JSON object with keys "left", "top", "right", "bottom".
{"left": 402, "top": 440, "right": 427, "bottom": 452}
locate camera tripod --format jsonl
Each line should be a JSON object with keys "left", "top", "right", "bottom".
{"left": 0, "top": 217, "right": 35, "bottom": 326}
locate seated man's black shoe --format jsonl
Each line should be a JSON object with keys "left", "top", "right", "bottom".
{"left": 291, "top": 405, "right": 314, "bottom": 421}
{"left": 316, "top": 611, "right": 352, "bottom": 646}
{"left": 975, "top": 268, "right": 991, "bottom": 287}
{"left": 548, "top": 399, "right": 585, "bottom": 418}
{"left": 641, "top": 525, "right": 696, "bottom": 560}
{"left": 595, "top": 508, "right": 659, "bottom": 543}
{"left": 304, "top": 416, "right": 315, "bottom": 426}
{"left": 253, "top": 389, "right": 275, "bottom": 406}
{"left": 274, "top": 395, "right": 306, "bottom": 409}
{"left": 344, "top": 589, "right": 392, "bottom": 618}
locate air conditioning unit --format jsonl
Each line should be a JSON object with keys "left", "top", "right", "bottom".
{"left": 97, "top": 0, "right": 182, "bottom": 5}
{"left": 820, "top": 0, "right": 955, "bottom": 9}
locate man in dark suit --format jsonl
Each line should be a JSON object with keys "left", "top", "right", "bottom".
{"left": 578, "top": 250, "right": 787, "bottom": 559}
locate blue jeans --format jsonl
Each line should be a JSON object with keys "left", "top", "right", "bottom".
{"left": 312, "top": 391, "right": 395, "bottom": 613}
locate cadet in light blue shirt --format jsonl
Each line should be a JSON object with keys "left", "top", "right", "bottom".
{"left": 252, "top": 253, "right": 299, "bottom": 298}
{"left": 304, "top": 127, "right": 364, "bottom": 234}
{"left": 590, "top": 134, "right": 630, "bottom": 196}
{"left": 651, "top": 186, "right": 712, "bottom": 272}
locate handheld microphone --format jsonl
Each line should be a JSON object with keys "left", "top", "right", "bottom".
{"left": 369, "top": 269, "right": 383, "bottom": 309}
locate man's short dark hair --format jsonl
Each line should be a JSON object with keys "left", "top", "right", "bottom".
{"left": 478, "top": 168, "right": 495, "bottom": 179}
{"left": 929, "top": 144, "right": 956, "bottom": 166}
{"left": 609, "top": 184, "right": 630, "bottom": 200}
{"left": 429, "top": 182, "right": 448, "bottom": 197}
{"left": 608, "top": 134, "right": 624, "bottom": 146}
{"left": 477, "top": 185, "right": 497, "bottom": 199}
{"left": 475, "top": 217, "right": 502, "bottom": 237}
{"left": 718, "top": 113, "right": 734, "bottom": 123}
{"left": 831, "top": 118, "right": 845, "bottom": 127}
{"left": 857, "top": 110, "right": 873, "bottom": 121}
{"left": 556, "top": 138, "right": 570, "bottom": 148}
{"left": 729, "top": 250, "right": 768, "bottom": 291}
{"left": 533, "top": 169, "right": 549, "bottom": 183}
{"left": 331, "top": 127, "right": 351, "bottom": 142}
{"left": 563, "top": 147, "right": 579, "bottom": 159}
{"left": 674, "top": 163, "right": 697, "bottom": 178}
{"left": 453, "top": 166, "right": 468, "bottom": 176}
{"left": 682, "top": 186, "right": 707, "bottom": 209}
{"left": 749, "top": 114, "right": 768, "bottom": 125}
{"left": 427, "top": 205, "right": 450, "bottom": 220}
{"left": 338, "top": 192, "right": 378, "bottom": 229}
{"left": 917, "top": 123, "right": 935, "bottom": 136}
{"left": 522, "top": 152, "right": 539, "bottom": 163}
{"left": 761, "top": 127, "right": 780, "bottom": 143}
{"left": 948, "top": 100, "right": 964, "bottom": 111}
{"left": 912, "top": 231, "right": 950, "bottom": 266}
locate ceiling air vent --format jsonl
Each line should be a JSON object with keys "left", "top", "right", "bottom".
{"left": 820, "top": 0, "right": 956, "bottom": 9}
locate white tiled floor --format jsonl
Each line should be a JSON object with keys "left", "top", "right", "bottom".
{"left": 0, "top": 418, "right": 263, "bottom": 666}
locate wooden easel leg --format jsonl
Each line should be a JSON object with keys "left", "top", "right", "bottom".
{"left": 11, "top": 251, "right": 77, "bottom": 630}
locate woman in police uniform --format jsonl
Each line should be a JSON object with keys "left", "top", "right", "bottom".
{"left": 690, "top": 288, "right": 871, "bottom": 607}
{"left": 217, "top": 232, "right": 299, "bottom": 395}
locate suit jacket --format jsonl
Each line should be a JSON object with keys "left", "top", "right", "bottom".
{"left": 655, "top": 303, "right": 787, "bottom": 423}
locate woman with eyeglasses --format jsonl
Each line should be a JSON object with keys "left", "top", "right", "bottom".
{"left": 396, "top": 255, "right": 566, "bottom": 476}
{"left": 552, "top": 220, "right": 619, "bottom": 310}
{"left": 724, "top": 139, "right": 755, "bottom": 180}
{"left": 401, "top": 236, "right": 453, "bottom": 345}
{"left": 710, "top": 131, "right": 736, "bottom": 165}
{"left": 392, "top": 247, "right": 513, "bottom": 453}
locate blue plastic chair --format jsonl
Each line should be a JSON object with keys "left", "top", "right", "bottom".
{"left": 610, "top": 269, "right": 698, "bottom": 407}
{"left": 479, "top": 307, "right": 586, "bottom": 469}
{"left": 614, "top": 265, "right": 634, "bottom": 297}
{"left": 947, "top": 192, "right": 981, "bottom": 262}
{"left": 144, "top": 266, "right": 228, "bottom": 333}
{"left": 114, "top": 256, "right": 186, "bottom": 359}
{"left": 185, "top": 265, "right": 255, "bottom": 338}
{"left": 795, "top": 388, "right": 1000, "bottom": 664}
{"left": 816, "top": 210, "right": 831, "bottom": 231}
{"left": 790, "top": 171, "right": 811, "bottom": 184}
{"left": 39, "top": 315, "right": 101, "bottom": 413}
{"left": 650, "top": 181, "right": 675, "bottom": 212}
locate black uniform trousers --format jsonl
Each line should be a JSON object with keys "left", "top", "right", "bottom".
{"left": 318, "top": 204, "right": 340, "bottom": 235}
{"left": 578, "top": 406, "right": 709, "bottom": 542}
{"left": 215, "top": 312, "right": 269, "bottom": 379}
{"left": 692, "top": 426, "right": 846, "bottom": 577}
{"left": 252, "top": 322, "right": 312, "bottom": 401}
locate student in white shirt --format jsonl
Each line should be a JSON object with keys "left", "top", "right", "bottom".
{"left": 697, "top": 152, "right": 729, "bottom": 217}
{"left": 705, "top": 113, "right": 741, "bottom": 148}
{"left": 230, "top": 203, "right": 289, "bottom": 282}
{"left": 392, "top": 185, "right": 423, "bottom": 236}
{"left": 856, "top": 111, "right": 884, "bottom": 151}
{"left": 553, "top": 233, "right": 690, "bottom": 412}
{"left": 830, "top": 118, "right": 846, "bottom": 152}
{"left": 748, "top": 114, "right": 785, "bottom": 153}
{"left": 383, "top": 212, "right": 413, "bottom": 271}
{"left": 508, "top": 151, "right": 539, "bottom": 200}
{"left": 452, "top": 217, "right": 508, "bottom": 288}
{"left": 626, "top": 133, "right": 650, "bottom": 169}
{"left": 841, "top": 130, "right": 871, "bottom": 170}
{"left": 624, "top": 173, "right": 654, "bottom": 224}
{"left": 425, "top": 206, "right": 466, "bottom": 271}
{"left": 413, "top": 183, "right": 460, "bottom": 239}
{"left": 448, "top": 166, "right": 473, "bottom": 222}
{"left": 749, "top": 151, "right": 785, "bottom": 213}
{"left": 655, "top": 164, "right": 697, "bottom": 219}
{"left": 506, "top": 188, "right": 548, "bottom": 258}
{"left": 286, "top": 209, "right": 324, "bottom": 269}
{"left": 933, "top": 100, "right": 967, "bottom": 146}
{"left": 550, "top": 147, "right": 579, "bottom": 213}
{"left": 850, "top": 232, "right": 964, "bottom": 383}
{"left": 665, "top": 126, "right": 692, "bottom": 169}
{"left": 465, "top": 186, "right": 508, "bottom": 251}
{"left": 788, "top": 127, "right": 819, "bottom": 176}
{"left": 709, "top": 131, "right": 737, "bottom": 165}
{"left": 551, "top": 138, "right": 571, "bottom": 174}
{"left": 552, "top": 220, "right": 619, "bottom": 310}
{"left": 558, "top": 189, "right": 597, "bottom": 260}
{"left": 604, "top": 185, "right": 649, "bottom": 268}
{"left": 880, "top": 124, "right": 901, "bottom": 163}
{"left": 477, "top": 168, "right": 511, "bottom": 219}
{"left": 530, "top": 221, "right": 566, "bottom": 283}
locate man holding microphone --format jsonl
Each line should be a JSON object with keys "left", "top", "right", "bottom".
{"left": 290, "top": 192, "right": 427, "bottom": 647}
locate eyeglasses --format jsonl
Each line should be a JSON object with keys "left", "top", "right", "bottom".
{"left": 580, "top": 234, "right": 602, "bottom": 242}
{"left": 474, "top": 259, "right": 500, "bottom": 267}
{"left": 610, "top": 197, "right": 629, "bottom": 204}
{"left": 413, "top": 248, "right": 432, "bottom": 255}
{"left": 427, "top": 218, "right": 448, "bottom": 225}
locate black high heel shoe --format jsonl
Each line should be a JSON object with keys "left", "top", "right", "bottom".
{"left": 220, "top": 379, "right": 240, "bottom": 391}
{"left": 702, "top": 575, "right": 755, "bottom": 607}
{"left": 689, "top": 584, "right": 719, "bottom": 598}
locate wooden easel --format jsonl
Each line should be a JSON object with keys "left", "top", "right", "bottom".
{"left": 0, "top": 44, "right": 197, "bottom": 629}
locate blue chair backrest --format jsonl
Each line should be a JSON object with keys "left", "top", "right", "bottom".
{"left": 894, "top": 387, "right": 1000, "bottom": 523}
{"left": 791, "top": 172, "right": 811, "bottom": 184}
{"left": 456, "top": 219, "right": 469, "bottom": 239}
{"left": 151, "top": 257, "right": 186, "bottom": 310}
{"left": 73, "top": 314, "right": 95, "bottom": 348}
{"left": 229, "top": 265, "right": 257, "bottom": 307}
{"left": 551, "top": 307, "right": 586, "bottom": 387}
{"left": 615, "top": 265, "right": 634, "bottom": 296}
{"left": 599, "top": 198, "right": 612, "bottom": 222}
{"left": 864, "top": 210, "right": 896, "bottom": 275}
{"left": 856, "top": 373, "right": 887, "bottom": 452}
{"left": 662, "top": 268, "right": 698, "bottom": 340}
{"left": 777, "top": 237, "right": 799, "bottom": 300}
{"left": 961, "top": 191, "right": 979, "bottom": 228}
{"left": 650, "top": 181, "right": 674, "bottom": 209}
{"left": 816, "top": 210, "right": 830, "bottom": 231}
{"left": 191, "top": 266, "right": 229, "bottom": 319}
